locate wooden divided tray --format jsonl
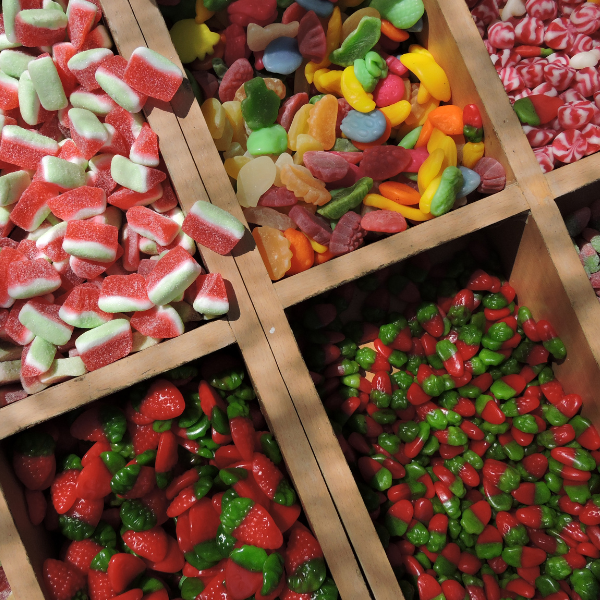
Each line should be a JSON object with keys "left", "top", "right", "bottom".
{"left": 4, "top": 0, "right": 600, "bottom": 599}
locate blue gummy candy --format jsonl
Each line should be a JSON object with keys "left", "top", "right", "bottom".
{"left": 295, "top": 0, "right": 334, "bottom": 17}
{"left": 458, "top": 166, "right": 481, "bottom": 198}
{"left": 340, "top": 109, "right": 387, "bottom": 143}
{"left": 263, "top": 37, "right": 304, "bottom": 76}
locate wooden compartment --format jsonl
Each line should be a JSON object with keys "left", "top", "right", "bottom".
{"left": 0, "top": 339, "right": 370, "bottom": 600}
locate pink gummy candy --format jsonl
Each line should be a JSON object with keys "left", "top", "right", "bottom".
{"left": 257, "top": 185, "right": 298, "bottom": 207}
{"left": 105, "top": 106, "right": 143, "bottom": 150}
{"left": 360, "top": 146, "right": 412, "bottom": 181}
{"left": 67, "top": 0, "right": 98, "bottom": 50}
{"left": 0, "top": 248, "right": 25, "bottom": 308}
{"left": 48, "top": 186, "right": 107, "bottom": 221}
{"left": 63, "top": 220, "right": 119, "bottom": 263}
{"left": 303, "top": 151, "right": 349, "bottom": 183}
{"left": 329, "top": 211, "right": 365, "bottom": 256}
{"left": 129, "top": 123, "right": 159, "bottom": 168}
{"left": 108, "top": 184, "right": 163, "bottom": 210}
{"left": 99, "top": 273, "right": 153, "bottom": 313}
{"left": 288, "top": 205, "right": 332, "bottom": 245}
{"left": 130, "top": 305, "right": 184, "bottom": 339}
{"left": 126, "top": 206, "right": 180, "bottom": 247}
{"left": 0, "top": 125, "right": 59, "bottom": 170}
{"left": 76, "top": 319, "right": 133, "bottom": 371}
{"left": 123, "top": 47, "right": 183, "bottom": 102}
{"left": 7, "top": 258, "right": 62, "bottom": 299}
{"left": 122, "top": 224, "right": 140, "bottom": 272}
{"left": 152, "top": 182, "right": 178, "bottom": 213}
{"left": 361, "top": 210, "right": 408, "bottom": 234}
{"left": 4, "top": 301, "right": 34, "bottom": 346}
{"left": 59, "top": 283, "right": 112, "bottom": 327}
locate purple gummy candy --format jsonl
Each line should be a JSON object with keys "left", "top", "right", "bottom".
{"left": 257, "top": 185, "right": 298, "bottom": 208}
{"left": 326, "top": 163, "right": 365, "bottom": 191}
{"left": 288, "top": 205, "right": 332, "bottom": 245}
{"left": 474, "top": 157, "right": 506, "bottom": 194}
{"left": 303, "top": 151, "right": 349, "bottom": 183}
{"left": 329, "top": 211, "right": 365, "bottom": 256}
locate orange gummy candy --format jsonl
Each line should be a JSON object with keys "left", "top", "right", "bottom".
{"left": 280, "top": 164, "right": 331, "bottom": 206}
{"left": 283, "top": 228, "right": 314, "bottom": 276}
{"left": 308, "top": 94, "right": 338, "bottom": 151}
{"left": 252, "top": 226, "right": 293, "bottom": 281}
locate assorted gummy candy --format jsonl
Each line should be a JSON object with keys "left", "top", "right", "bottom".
{"left": 564, "top": 200, "right": 600, "bottom": 300}
{"left": 162, "top": 0, "right": 507, "bottom": 280}
{"left": 0, "top": 1, "right": 251, "bottom": 402}
{"left": 11, "top": 352, "right": 338, "bottom": 600}
{"left": 288, "top": 241, "right": 600, "bottom": 600}
{"left": 468, "top": 0, "right": 600, "bottom": 172}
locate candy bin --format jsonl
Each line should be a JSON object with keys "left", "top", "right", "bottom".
{"left": 0, "top": 343, "right": 370, "bottom": 600}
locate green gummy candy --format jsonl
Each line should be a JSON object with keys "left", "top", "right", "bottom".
{"left": 399, "top": 126, "right": 422, "bottom": 149}
{"left": 366, "top": 51, "right": 388, "bottom": 79}
{"left": 317, "top": 177, "right": 373, "bottom": 220}
{"left": 0, "top": 50, "right": 35, "bottom": 79}
{"left": 28, "top": 55, "right": 67, "bottom": 111}
{"left": 26, "top": 336, "right": 57, "bottom": 374}
{"left": 39, "top": 156, "right": 86, "bottom": 190}
{"left": 247, "top": 124, "right": 288, "bottom": 156}
{"left": 333, "top": 138, "right": 359, "bottom": 152}
{"left": 354, "top": 58, "right": 378, "bottom": 93}
{"left": 241, "top": 78, "right": 281, "bottom": 131}
{"left": 430, "top": 166, "right": 464, "bottom": 217}
{"left": 370, "top": 0, "right": 425, "bottom": 29}
{"left": 513, "top": 97, "right": 541, "bottom": 126}
{"left": 18, "top": 71, "right": 42, "bottom": 127}
{"left": 0, "top": 170, "right": 30, "bottom": 207}
{"left": 185, "top": 68, "right": 204, "bottom": 106}
{"left": 329, "top": 17, "right": 382, "bottom": 67}
{"left": 203, "top": 0, "right": 234, "bottom": 10}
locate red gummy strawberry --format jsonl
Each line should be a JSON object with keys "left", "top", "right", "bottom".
{"left": 232, "top": 503, "right": 283, "bottom": 550}
{"left": 128, "top": 422, "right": 160, "bottom": 456}
{"left": 112, "top": 590, "right": 143, "bottom": 600}
{"left": 81, "top": 442, "right": 112, "bottom": 467}
{"left": 269, "top": 502, "right": 301, "bottom": 534}
{"left": 285, "top": 522, "right": 323, "bottom": 576}
{"left": 252, "top": 453, "right": 283, "bottom": 500}
{"left": 141, "top": 487, "right": 168, "bottom": 525}
{"left": 142, "top": 589, "right": 168, "bottom": 600}
{"left": 143, "top": 535, "right": 184, "bottom": 573}
{"left": 88, "top": 569, "right": 115, "bottom": 600}
{"left": 12, "top": 430, "right": 56, "bottom": 491}
{"left": 199, "top": 380, "right": 227, "bottom": 419}
{"left": 176, "top": 510, "right": 193, "bottom": 553}
{"left": 43, "top": 559, "right": 87, "bottom": 600}
{"left": 279, "top": 586, "right": 310, "bottom": 600}
{"left": 63, "top": 497, "right": 104, "bottom": 536}
{"left": 76, "top": 456, "right": 112, "bottom": 500}
{"left": 233, "top": 475, "right": 271, "bottom": 509}
{"left": 51, "top": 470, "right": 80, "bottom": 514}
{"left": 198, "top": 576, "right": 230, "bottom": 600}
{"left": 165, "top": 468, "right": 200, "bottom": 500}
{"left": 122, "top": 526, "right": 169, "bottom": 562}
{"left": 119, "top": 464, "right": 156, "bottom": 500}
{"left": 64, "top": 539, "right": 103, "bottom": 577}
{"left": 213, "top": 446, "right": 243, "bottom": 469}
{"left": 107, "top": 553, "right": 145, "bottom": 594}
{"left": 224, "top": 558, "right": 263, "bottom": 600}
{"left": 230, "top": 416, "right": 255, "bottom": 461}
{"left": 70, "top": 405, "right": 126, "bottom": 445}
{"left": 155, "top": 430, "right": 178, "bottom": 474}
{"left": 125, "top": 399, "right": 153, "bottom": 425}
{"left": 189, "top": 497, "right": 221, "bottom": 546}
{"left": 139, "top": 379, "right": 185, "bottom": 420}
{"left": 25, "top": 488, "right": 47, "bottom": 525}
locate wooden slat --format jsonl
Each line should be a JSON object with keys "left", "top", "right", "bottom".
{"left": 0, "top": 319, "right": 235, "bottom": 440}
{"left": 102, "top": 3, "right": 370, "bottom": 599}
{"left": 275, "top": 185, "right": 527, "bottom": 308}
{"left": 546, "top": 153, "right": 600, "bottom": 201}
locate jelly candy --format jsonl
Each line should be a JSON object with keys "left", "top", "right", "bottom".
{"left": 303, "top": 151, "right": 349, "bottom": 183}
{"left": 252, "top": 226, "right": 293, "bottom": 280}
{"left": 170, "top": 20, "right": 221, "bottom": 63}
{"left": 328, "top": 211, "right": 365, "bottom": 255}
{"left": 247, "top": 124, "right": 288, "bottom": 156}
{"left": 429, "top": 166, "right": 464, "bottom": 217}
{"left": 361, "top": 209, "right": 407, "bottom": 233}
{"left": 329, "top": 17, "right": 382, "bottom": 68}
{"left": 280, "top": 164, "right": 331, "bottom": 206}
{"left": 298, "top": 11, "right": 327, "bottom": 63}
{"left": 237, "top": 156, "right": 277, "bottom": 207}
{"left": 263, "top": 37, "right": 303, "bottom": 76}
{"left": 288, "top": 205, "right": 332, "bottom": 245}
{"left": 241, "top": 78, "right": 281, "bottom": 130}
{"left": 317, "top": 177, "right": 373, "bottom": 220}
{"left": 360, "top": 145, "right": 412, "bottom": 180}
{"left": 242, "top": 206, "right": 296, "bottom": 231}
{"left": 370, "top": 0, "right": 425, "bottom": 29}
{"left": 341, "top": 109, "right": 388, "bottom": 143}
{"left": 307, "top": 94, "right": 338, "bottom": 150}
{"left": 123, "top": 47, "right": 183, "bottom": 102}
{"left": 75, "top": 318, "right": 132, "bottom": 371}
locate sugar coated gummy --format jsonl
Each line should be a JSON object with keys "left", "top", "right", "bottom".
{"left": 163, "top": 0, "right": 504, "bottom": 279}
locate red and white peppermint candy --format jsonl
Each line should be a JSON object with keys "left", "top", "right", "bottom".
{"left": 472, "top": 0, "right": 501, "bottom": 25}
{"left": 488, "top": 20, "right": 516, "bottom": 48}
{"left": 547, "top": 115, "right": 563, "bottom": 130}
{"left": 581, "top": 122, "right": 600, "bottom": 154}
{"left": 532, "top": 81, "right": 559, "bottom": 96}
{"left": 573, "top": 66, "right": 600, "bottom": 96}
{"left": 497, "top": 49, "right": 521, "bottom": 68}
{"left": 557, "top": 100, "right": 595, "bottom": 128}
{"left": 500, "top": 66, "right": 524, "bottom": 91}
{"left": 566, "top": 32, "right": 594, "bottom": 56}
{"left": 526, "top": 0, "right": 557, "bottom": 20}
{"left": 519, "top": 62, "right": 546, "bottom": 88}
{"left": 523, "top": 125, "right": 558, "bottom": 146}
{"left": 545, "top": 17, "right": 574, "bottom": 49}
{"left": 484, "top": 39, "right": 496, "bottom": 54}
{"left": 534, "top": 146, "right": 555, "bottom": 172}
{"left": 570, "top": 3, "right": 600, "bottom": 35}
{"left": 552, "top": 128, "right": 588, "bottom": 162}
{"left": 558, "top": 0, "right": 586, "bottom": 18}
{"left": 547, "top": 51, "right": 570, "bottom": 66}
{"left": 560, "top": 88, "right": 587, "bottom": 103}
{"left": 474, "top": 17, "right": 487, "bottom": 39}
{"left": 513, "top": 88, "right": 533, "bottom": 100}
{"left": 515, "top": 16, "right": 545, "bottom": 45}
{"left": 543, "top": 62, "right": 576, "bottom": 90}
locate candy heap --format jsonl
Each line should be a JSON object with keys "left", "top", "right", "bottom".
{"left": 289, "top": 242, "right": 600, "bottom": 600}
{"left": 0, "top": 563, "right": 11, "bottom": 600}
{"left": 0, "top": 2, "right": 247, "bottom": 402}
{"left": 468, "top": 0, "right": 600, "bottom": 172}
{"left": 11, "top": 354, "right": 338, "bottom": 600}
{"left": 162, "top": 0, "right": 507, "bottom": 280}
{"left": 563, "top": 200, "right": 600, "bottom": 301}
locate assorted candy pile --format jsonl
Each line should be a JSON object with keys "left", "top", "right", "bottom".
{"left": 563, "top": 200, "right": 600, "bottom": 301}
{"left": 0, "top": 563, "right": 11, "bottom": 600}
{"left": 289, "top": 243, "right": 600, "bottom": 600}
{"left": 162, "top": 0, "right": 507, "bottom": 280}
{"left": 0, "top": 0, "right": 249, "bottom": 403}
{"left": 468, "top": 0, "right": 600, "bottom": 173}
{"left": 10, "top": 354, "right": 337, "bottom": 600}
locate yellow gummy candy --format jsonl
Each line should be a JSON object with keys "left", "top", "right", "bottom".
{"left": 223, "top": 143, "right": 245, "bottom": 159}
{"left": 439, "top": 136, "right": 457, "bottom": 169}
{"left": 419, "top": 175, "right": 442, "bottom": 214}
{"left": 427, "top": 128, "right": 446, "bottom": 154}
{"left": 294, "top": 134, "right": 324, "bottom": 164}
{"left": 170, "top": 20, "right": 220, "bottom": 64}
{"left": 201, "top": 98, "right": 227, "bottom": 140}
{"left": 308, "top": 94, "right": 338, "bottom": 150}
{"left": 363, "top": 194, "right": 433, "bottom": 221}
{"left": 288, "top": 104, "right": 313, "bottom": 152}
{"left": 224, "top": 156, "right": 251, "bottom": 179}
{"left": 380, "top": 100, "right": 411, "bottom": 127}
{"left": 341, "top": 66, "right": 376, "bottom": 113}
{"left": 222, "top": 101, "right": 247, "bottom": 150}
{"left": 280, "top": 164, "right": 331, "bottom": 206}
{"left": 195, "top": 0, "right": 215, "bottom": 23}
{"left": 417, "top": 83, "right": 431, "bottom": 105}
{"left": 463, "top": 142, "right": 485, "bottom": 169}
{"left": 314, "top": 69, "right": 343, "bottom": 97}
{"left": 253, "top": 226, "right": 293, "bottom": 281}
{"left": 274, "top": 152, "right": 294, "bottom": 186}
{"left": 417, "top": 98, "right": 440, "bottom": 127}
{"left": 408, "top": 44, "right": 434, "bottom": 58}
{"left": 418, "top": 148, "right": 445, "bottom": 194}
{"left": 308, "top": 237, "right": 328, "bottom": 253}
{"left": 305, "top": 62, "right": 320, "bottom": 85}
{"left": 400, "top": 53, "right": 451, "bottom": 103}
{"left": 214, "top": 118, "right": 233, "bottom": 152}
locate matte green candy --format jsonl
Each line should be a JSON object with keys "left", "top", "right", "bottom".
{"left": 430, "top": 166, "right": 464, "bottom": 217}
{"left": 329, "top": 17, "right": 382, "bottom": 67}
{"left": 241, "top": 78, "right": 281, "bottom": 131}
{"left": 317, "top": 177, "right": 373, "bottom": 220}
{"left": 370, "top": 0, "right": 425, "bottom": 28}
{"left": 247, "top": 124, "right": 288, "bottom": 156}
{"left": 513, "top": 97, "right": 541, "bottom": 126}
{"left": 354, "top": 58, "right": 378, "bottom": 93}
